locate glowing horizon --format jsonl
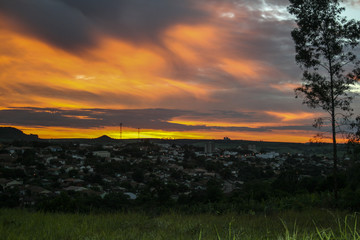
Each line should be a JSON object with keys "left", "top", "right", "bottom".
{"left": 1, "top": 123, "right": 327, "bottom": 144}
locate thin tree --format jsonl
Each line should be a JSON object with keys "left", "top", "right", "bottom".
{"left": 288, "top": 0, "right": 360, "bottom": 200}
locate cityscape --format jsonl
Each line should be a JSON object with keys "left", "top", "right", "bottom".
{"left": 0, "top": 127, "right": 346, "bottom": 211}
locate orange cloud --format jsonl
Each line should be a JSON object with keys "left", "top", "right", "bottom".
{"left": 270, "top": 82, "right": 300, "bottom": 92}
{"left": 0, "top": 25, "right": 218, "bottom": 109}
{"left": 219, "top": 58, "right": 284, "bottom": 84}
{"left": 165, "top": 24, "right": 219, "bottom": 50}
{"left": 266, "top": 111, "right": 317, "bottom": 122}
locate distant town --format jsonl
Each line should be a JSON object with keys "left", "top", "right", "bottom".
{"left": 1, "top": 127, "right": 350, "bottom": 210}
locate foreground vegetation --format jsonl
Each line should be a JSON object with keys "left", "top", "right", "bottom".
{"left": 0, "top": 208, "right": 360, "bottom": 240}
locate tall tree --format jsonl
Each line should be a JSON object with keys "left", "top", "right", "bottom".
{"left": 288, "top": 0, "right": 360, "bottom": 200}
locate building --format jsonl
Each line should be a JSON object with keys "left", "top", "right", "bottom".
{"left": 93, "top": 151, "right": 111, "bottom": 158}
{"left": 204, "top": 141, "right": 215, "bottom": 154}
{"left": 256, "top": 152, "right": 279, "bottom": 159}
{"left": 248, "top": 145, "right": 257, "bottom": 153}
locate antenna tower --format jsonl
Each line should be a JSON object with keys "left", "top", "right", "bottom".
{"left": 120, "top": 123, "right": 123, "bottom": 140}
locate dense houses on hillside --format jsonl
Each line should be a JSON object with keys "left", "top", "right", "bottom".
{"left": 0, "top": 140, "right": 338, "bottom": 207}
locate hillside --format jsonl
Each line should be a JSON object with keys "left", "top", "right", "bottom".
{"left": 0, "top": 127, "right": 39, "bottom": 141}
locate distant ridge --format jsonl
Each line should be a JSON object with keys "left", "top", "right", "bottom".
{"left": 0, "top": 127, "right": 39, "bottom": 141}
{"left": 93, "top": 135, "right": 116, "bottom": 142}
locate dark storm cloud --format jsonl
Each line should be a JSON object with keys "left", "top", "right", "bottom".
{"left": 0, "top": 108, "right": 101, "bottom": 128}
{"left": 61, "top": 0, "right": 206, "bottom": 44}
{"left": 217, "top": 10, "right": 298, "bottom": 77}
{"left": 0, "top": 107, "right": 312, "bottom": 133}
{"left": 207, "top": 84, "right": 307, "bottom": 112}
{"left": 0, "top": 0, "right": 95, "bottom": 51}
{"left": 0, "top": 0, "right": 206, "bottom": 52}
{"left": 230, "top": 20, "right": 296, "bottom": 69}
{"left": 0, "top": 108, "right": 187, "bottom": 129}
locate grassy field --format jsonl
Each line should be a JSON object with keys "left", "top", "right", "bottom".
{"left": 0, "top": 208, "right": 359, "bottom": 239}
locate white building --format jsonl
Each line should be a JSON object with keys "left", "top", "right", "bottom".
{"left": 256, "top": 152, "right": 279, "bottom": 159}
{"left": 93, "top": 151, "right": 111, "bottom": 158}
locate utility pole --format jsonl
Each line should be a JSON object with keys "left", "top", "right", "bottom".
{"left": 119, "top": 123, "right": 122, "bottom": 140}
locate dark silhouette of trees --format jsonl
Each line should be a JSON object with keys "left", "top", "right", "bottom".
{"left": 132, "top": 168, "right": 145, "bottom": 183}
{"left": 288, "top": 0, "right": 360, "bottom": 200}
{"left": 206, "top": 178, "right": 223, "bottom": 202}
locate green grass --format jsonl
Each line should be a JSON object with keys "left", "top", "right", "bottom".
{"left": 0, "top": 208, "right": 359, "bottom": 239}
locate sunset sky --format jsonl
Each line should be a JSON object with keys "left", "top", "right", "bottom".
{"left": 0, "top": 0, "right": 359, "bottom": 142}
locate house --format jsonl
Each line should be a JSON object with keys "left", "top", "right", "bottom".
{"left": 223, "top": 151, "right": 237, "bottom": 157}
{"left": 204, "top": 172, "right": 217, "bottom": 178}
{"left": 63, "top": 165, "right": 75, "bottom": 173}
{"left": 5, "top": 180, "right": 23, "bottom": 189}
{"left": 79, "top": 143, "right": 92, "bottom": 149}
{"left": 72, "top": 155, "right": 85, "bottom": 160}
{"left": 46, "top": 146, "right": 63, "bottom": 152}
{"left": 26, "top": 185, "right": 52, "bottom": 195}
{"left": 194, "top": 168, "right": 208, "bottom": 177}
{"left": 223, "top": 181, "right": 236, "bottom": 194}
{"left": 63, "top": 186, "right": 88, "bottom": 192}
{"left": 256, "top": 152, "right": 279, "bottom": 159}
{"left": 0, "top": 153, "right": 14, "bottom": 162}
{"left": 93, "top": 151, "right": 111, "bottom": 158}
{"left": 124, "top": 192, "right": 137, "bottom": 200}
{"left": 48, "top": 168, "right": 60, "bottom": 175}
{"left": 112, "top": 156, "right": 124, "bottom": 161}
{"left": 20, "top": 196, "right": 36, "bottom": 206}
{"left": 63, "top": 178, "right": 84, "bottom": 186}
{"left": 0, "top": 178, "right": 9, "bottom": 189}
{"left": 6, "top": 146, "right": 33, "bottom": 154}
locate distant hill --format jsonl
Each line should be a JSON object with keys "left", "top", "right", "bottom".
{"left": 93, "top": 135, "right": 116, "bottom": 142}
{"left": 0, "top": 127, "right": 39, "bottom": 141}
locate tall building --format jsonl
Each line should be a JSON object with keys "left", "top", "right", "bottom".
{"left": 204, "top": 141, "right": 215, "bottom": 154}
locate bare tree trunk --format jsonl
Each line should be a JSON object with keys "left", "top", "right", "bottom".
{"left": 330, "top": 67, "right": 338, "bottom": 201}
{"left": 331, "top": 109, "right": 338, "bottom": 201}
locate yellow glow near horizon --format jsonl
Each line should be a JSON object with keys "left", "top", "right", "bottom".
{"left": 1, "top": 124, "right": 323, "bottom": 143}
{"left": 12, "top": 125, "right": 210, "bottom": 140}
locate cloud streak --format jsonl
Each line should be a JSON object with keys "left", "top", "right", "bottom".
{"left": 0, "top": 107, "right": 316, "bottom": 133}
{"left": 0, "top": 0, "right": 358, "bottom": 142}
{"left": 0, "top": 0, "right": 206, "bottom": 52}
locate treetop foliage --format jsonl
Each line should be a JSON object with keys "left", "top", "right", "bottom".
{"left": 288, "top": 0, "right": 360, "bottom": 114}
{"left": 288, "top": 0, "right": 360, "bottom": 70}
